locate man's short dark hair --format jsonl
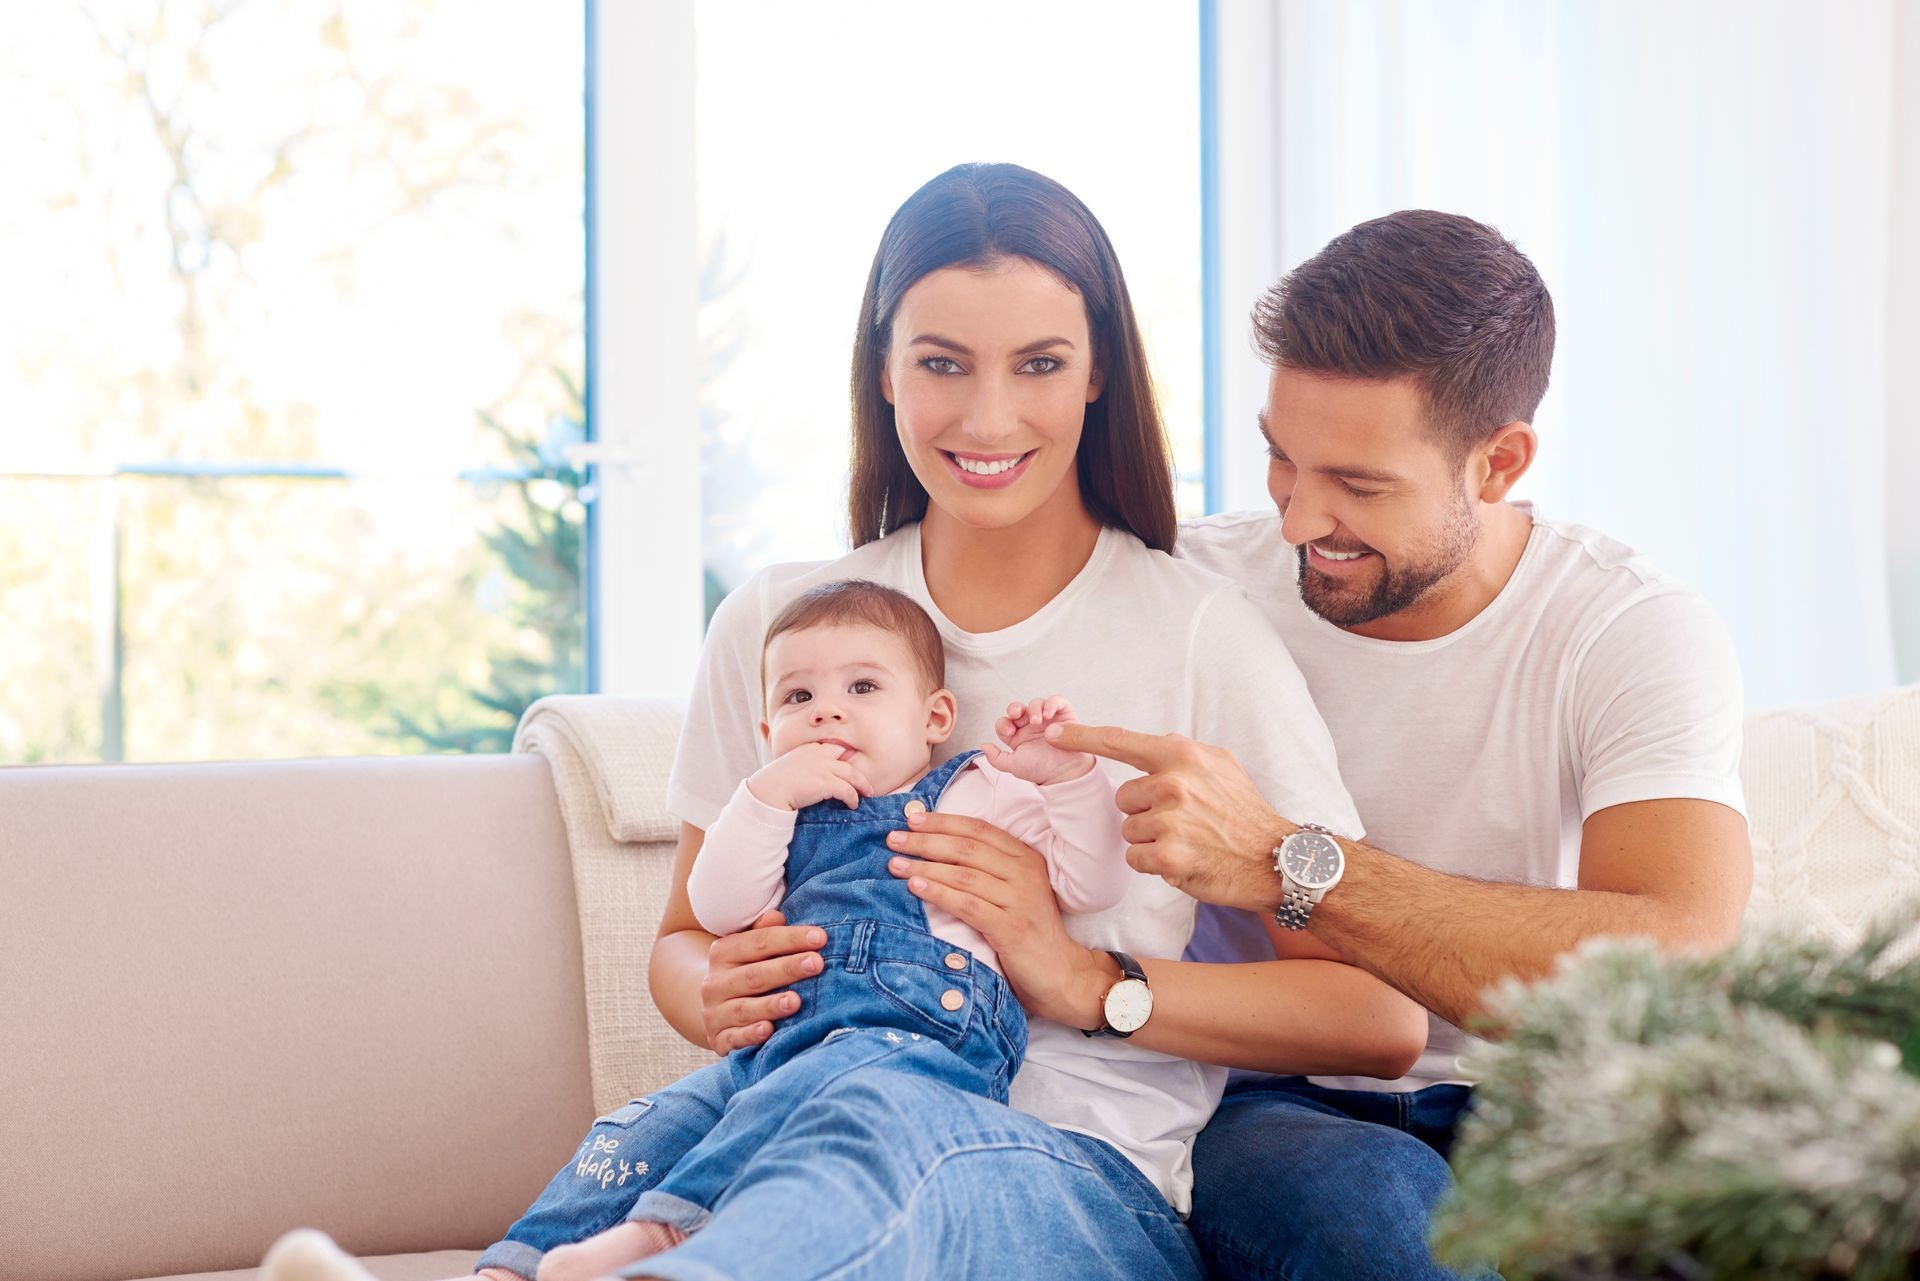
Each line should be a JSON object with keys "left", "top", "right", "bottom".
{"left": 1253, "top": 210, "right": 1555, "bottom": 458}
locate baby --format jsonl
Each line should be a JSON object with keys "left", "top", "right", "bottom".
{"left": 263, "top": 578, "right": 1128, "bottom": 1281}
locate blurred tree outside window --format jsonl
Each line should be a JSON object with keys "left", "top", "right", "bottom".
{"left": 0, "top": 1, "right": 586, "bottom": 763}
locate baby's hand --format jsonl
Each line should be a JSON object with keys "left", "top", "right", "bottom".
{"left": 746, "top": 742, "right": 874, "bottom": 811}
{"left": 981, "top": 696, "right": 1095, "bottom": 787}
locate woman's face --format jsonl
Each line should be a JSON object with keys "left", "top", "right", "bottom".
{"left": 881, "top": 257, "right": 1103, "bottom": 533}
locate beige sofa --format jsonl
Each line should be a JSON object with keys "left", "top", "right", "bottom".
{"left": 1, "top": 698, "right": 713, "bottom": 1281}
{"left": 3, "top": 687, "right": 1916, "bottom": 1281}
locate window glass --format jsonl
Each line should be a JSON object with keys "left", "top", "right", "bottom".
{"left": 0, "top": 2, "right": 585, "bottom": 762}
{"left": 693, "top": 1, "right": 1202, "bottom": 603}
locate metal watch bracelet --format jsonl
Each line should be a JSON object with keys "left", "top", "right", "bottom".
{"left": 1273, "top": 822, "right": 1337, "bottom": 931}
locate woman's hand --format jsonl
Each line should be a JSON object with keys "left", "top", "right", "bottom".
{"left": 886, "top": 813, "right": 1111, "bottom": 1029}
{"left": 699, "top": 909, "right": 827, "bottom": 1053}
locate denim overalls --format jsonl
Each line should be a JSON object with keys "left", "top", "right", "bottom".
{"left": 476, "top": 750, "right": 1029, "bottom": 1276}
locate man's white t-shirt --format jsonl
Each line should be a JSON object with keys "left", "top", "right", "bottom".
{"left": 666, "top": 521, "right": 1363, "bottom": 1212}
{"left": 1177, "top": 504, "right": 1748, "bottom": 1091}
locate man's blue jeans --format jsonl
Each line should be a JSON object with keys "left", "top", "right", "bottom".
{"left": 1188, "top": 1076, "right": 1494, "bottom": 1281}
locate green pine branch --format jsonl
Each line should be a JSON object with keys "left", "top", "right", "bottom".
{"left": 1433, "top": 907, "right": 1920, "bottom": 1281}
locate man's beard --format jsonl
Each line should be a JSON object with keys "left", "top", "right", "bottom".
{"left": 1296, "top": 494, "right": 1479, "bottom": 627}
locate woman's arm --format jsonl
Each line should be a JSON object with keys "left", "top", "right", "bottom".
{"left": 648, "top": 821, "right": 828, "bottom": 1053}
{"left": 648, "top": 823, "right": 720, "bottom": 1045}
{"left": 1047, "top": 921, "right": 1428, "bottom": 1077}
{"left": 887, "top": 812, "right": 1429, "bottom": 1078}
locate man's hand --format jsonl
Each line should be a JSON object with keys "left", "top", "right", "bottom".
{"left": 699, "top": 909, "right": 826, "bottom": 1053}
{"left": 745, "top": 742, "right": 874, "bottom": 811}
{"left": 1046, "top": 721, "right": 1294, "bottom": 913}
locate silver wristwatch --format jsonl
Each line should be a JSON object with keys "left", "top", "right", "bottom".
{"left": 1272, "top": 822, "right": 1345, "bottom": 931}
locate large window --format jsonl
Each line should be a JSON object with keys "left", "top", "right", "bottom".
{"left": 1, "top": 2, "right": 586, "bottom": 763}
{"left": 5, "top": 2, "right": 1213, "bottom": 758}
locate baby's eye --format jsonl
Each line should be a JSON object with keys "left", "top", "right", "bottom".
{"left": 850, "top": 679, "right": 879, "bottom": 695}
{"left": 783, "top": 689, "right": 812, "bottom": 705}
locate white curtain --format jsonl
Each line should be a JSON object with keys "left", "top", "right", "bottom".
{"left": 1210, "top": 0, "right": 1918, "bottom": 708}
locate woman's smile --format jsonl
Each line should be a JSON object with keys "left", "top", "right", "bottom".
{"left": 941, "top": 448, "right": 1037, "bottom": 489}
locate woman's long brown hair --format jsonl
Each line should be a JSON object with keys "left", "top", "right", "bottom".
{"left": 847, "top": 163, "right": 1176, "bottom": 552}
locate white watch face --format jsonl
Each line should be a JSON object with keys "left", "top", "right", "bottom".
{"left": 1104, "top": 978, "right": 1153, "bottom": 1033}
{"left": 1282, "top": 831, "right": 1344, "bottom": 890}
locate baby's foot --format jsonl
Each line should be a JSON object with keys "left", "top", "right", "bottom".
{"left": 259, "top": 1230, "right": 379, "bottom": 1281}
{"left": 536, "top": 1221, "right": 687, "bottom": 1281}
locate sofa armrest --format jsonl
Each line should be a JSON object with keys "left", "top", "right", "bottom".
{"left": 515, "top": 696, "right": 718, "bottom": 1112}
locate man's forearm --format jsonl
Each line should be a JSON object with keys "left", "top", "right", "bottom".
{"left": 1305, "top": 841, "right": 1719, "bottom": 1028}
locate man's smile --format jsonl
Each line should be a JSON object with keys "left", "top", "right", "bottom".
{"left": 1306, "top": 541, "right": 1380, "bottom": 577}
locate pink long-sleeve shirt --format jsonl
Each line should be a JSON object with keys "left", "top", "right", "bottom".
{"left": 687, "top": 757, "right": 1129, "bottom": 973}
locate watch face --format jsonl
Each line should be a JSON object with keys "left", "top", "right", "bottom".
{"left": 1104, "top": 979, "right": 1153, "bottom": 1033}
{"left": 1283, "top": 831, "right": 1343, "bottom": 890}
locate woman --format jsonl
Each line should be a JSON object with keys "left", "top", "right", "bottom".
{"left": 611, "top": 162, "right": 1424, "bottom": 1281}
{"left": 264, "top": 162, "right": 1425, "bottom": 1281}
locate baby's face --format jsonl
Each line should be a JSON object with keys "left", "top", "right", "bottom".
{"left": 762, "top": 623, "right": 949, "bottom": 795}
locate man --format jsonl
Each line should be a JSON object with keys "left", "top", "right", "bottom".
{"left": 1046, "top": 209, "right": 1753, "bottom": 1279}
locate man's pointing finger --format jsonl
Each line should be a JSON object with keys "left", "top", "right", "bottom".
{"left": 1045, "top": 721, "right": 1180, "bottom": 772}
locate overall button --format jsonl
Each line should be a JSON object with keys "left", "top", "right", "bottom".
{"left": 940, "top": 989, "right": 965, "bottom": 1011}
{"left": 903, "top": 799, "right": 927, "bottom": 817}
{"left": 943, "top": 952, "right": 967, "bottom": 971}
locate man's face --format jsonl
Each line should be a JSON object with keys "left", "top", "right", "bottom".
{"left": 1260, "top": 367, "right": 1480, "bottom": 629}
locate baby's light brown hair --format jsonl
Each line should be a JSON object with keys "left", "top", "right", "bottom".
{"left": 760, "top": 580, "right": 947, "bottom": 707}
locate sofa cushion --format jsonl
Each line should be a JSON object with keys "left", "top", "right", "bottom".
{"left": 1741, "top": 682, "right": 1920, "bottom": 959}
{"left": 0, "top": 755, "right": 595, "bottom": 1281}
{"left": 145, "top": 1248, "right": 480, "bottom": 1281}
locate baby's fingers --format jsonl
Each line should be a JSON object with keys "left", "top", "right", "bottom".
{"left": 831, "top": 760, "right": 874, "bottom": 799}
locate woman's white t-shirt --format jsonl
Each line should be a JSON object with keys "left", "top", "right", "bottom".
{"left": 666, "top": 521, "right": 1362, "bottom": 1213}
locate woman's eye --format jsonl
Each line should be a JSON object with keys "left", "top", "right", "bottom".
{"left": 850, "top": 680, "right": 878, "bottom": 695}
{"left": 919, "top": 356, "right": 962, "bottom": 375}
{"left": 1022, "top": 356, "right": 1062, "bottom": 374}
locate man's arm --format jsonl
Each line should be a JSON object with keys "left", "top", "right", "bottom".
{"left": 884, "top": 808, "right": 1432, "bottom": 1078}
{"left": 1046, "top": 722, "right": 1753, "bottom": 1030}
{"left": 1300, "top": 797, "right": 1752, "bottom": 1027}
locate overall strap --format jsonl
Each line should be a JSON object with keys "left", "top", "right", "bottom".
{"left": 910, "top": 748, "right": 981, "bottom": 811}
